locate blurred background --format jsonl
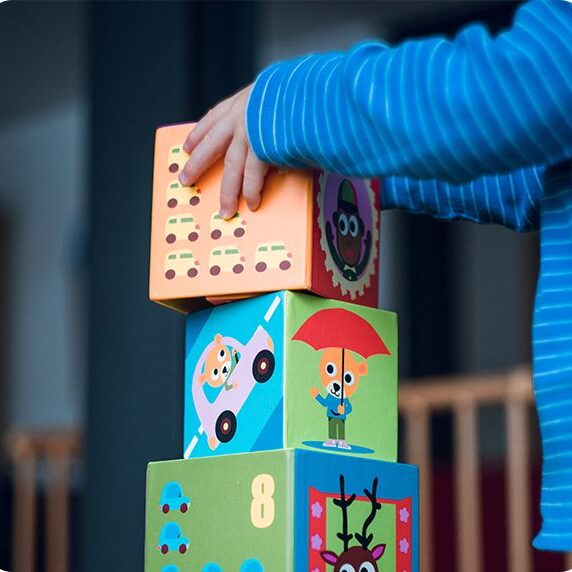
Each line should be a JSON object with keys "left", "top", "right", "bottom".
{"left": 0, "top": 0, "right": 563, "bottom": 571}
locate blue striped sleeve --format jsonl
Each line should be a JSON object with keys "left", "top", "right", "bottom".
{"left": 246, "top": 0, "right": 572, "bottom": 184}
{"left": 383, "top": 165, "right": 544, "bottom": 232}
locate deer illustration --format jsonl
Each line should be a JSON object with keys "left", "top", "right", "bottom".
{"left": 320, "top": 475, "right": 386, "bottom": 572}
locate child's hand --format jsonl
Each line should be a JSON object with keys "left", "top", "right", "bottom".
{"left": 310, "top": 387, "right": 319, "bottom": 398}
{"left": 178, "top": 85, "right": 270, "bottom": 219}
{"left": 337, "top": 404, "right": 345, "bottom": 415}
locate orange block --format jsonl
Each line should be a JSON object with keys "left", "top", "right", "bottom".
{"left": 149, "top": 123, "right": 381, "bottom": 312}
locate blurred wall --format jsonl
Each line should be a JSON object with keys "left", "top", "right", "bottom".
{"left": 0, "top": 1, "right": 87, "bottom": 428}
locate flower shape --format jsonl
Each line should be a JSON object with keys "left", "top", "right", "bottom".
{"left": 399, "top": 507, "right": 410, "bottom": 523}
{"left": 311, "top": 534, "right": 323, "bottom": 551}
{"left": 311, "top": 501, "right": 324, "bottom": 519}
{"left": 399, "top": 538, "right": 410, "bottom": 554}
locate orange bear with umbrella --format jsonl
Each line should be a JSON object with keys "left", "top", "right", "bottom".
{"left": 293, "top": 308, "right": 391, "bottom": 451}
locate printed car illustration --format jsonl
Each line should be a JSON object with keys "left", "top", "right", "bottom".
{"left": 157, "top": 523, "right": 189, "bottom": 555}
{"left": 165, "top": 215, "right": 200, "bottom": 244}
{"left": 167, "top": 145, "right": 186, "bottom": 174}
{"left": 239, "top": 560, "right": 264, "bottom": 572}
{"left": 210, "top": 212, "right": 246, "bottom": 239}
{"left": 192, "top": 326, "right": 275, "bottom": 450}
{"left": 166, "top": 180, "right": 201, "bottom": 208}
{"left": 202, "top": 560, "right": 264, "bottom": 572}
{"left": 159, "top": 482, "right": 190, "bottom": 514}
{"left": 254, "top": 242, "right": 292, "bottom": 272}
{"left": 164, "top": 250, "right": 200, "bottom": 279}
{"left": 208, "top": 246, "right": 245, "bottom": 276}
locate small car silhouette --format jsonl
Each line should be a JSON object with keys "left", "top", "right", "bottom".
{"left": 167, "top": 145, "right": 186, "bottom": 174}
{"left": 164, "top": 250, "right": 200, "bottom": 280}
{"left": 240, "top": 560, "right": 264, "bottom": 572}
{"left": 210, "top": 212, "right": 246, "bottom": 240}
{"left": 254, "top": 242, "right": 292, "bottom": 272}
{"left": 201, "top": 560, "right": 263, "bottom": 572}
{"left": 166, "top": 180, "right": 201, "bottom": 208}
{"left": 159, "top": 482, "right": 190, "bottom": 514}
{"left": 208, "top": 246, "right": 245, "bottom": 276}
{"left": 165, "top": 215, "right": 200, "bottom": 244}
{"left": 157, "top": 522, "right": 189, "bottom": 555}
{"left": 192, "top": 326, "right": 275, "bottom": 450}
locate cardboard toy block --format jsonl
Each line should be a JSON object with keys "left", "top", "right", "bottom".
{"left": 145, "top": 449, "right": 419, "bottom": 572}
{"left": 149, "top": 123, "right": 381, "bottom": 312}
{"left": 184, "top": 291, "right": 397, "bottom": 462}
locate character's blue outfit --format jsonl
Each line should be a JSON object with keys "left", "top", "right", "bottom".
{"left": 203, "top": 383, "right": 224, "bottom": 404}
{"left": 246, "top": 0, "right": 572, "bottom": 551}
{"left": 315, "top": 393, "right": 353, "bottom": 420}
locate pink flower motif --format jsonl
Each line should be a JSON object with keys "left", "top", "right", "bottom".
{"left": 311, "top": 501, "right": 324, "bottom": 518}
{"left": 399, "top": 538, "right": 410, "bottom": 554}
{"left": 399, "top": 507, "right": 410, "bottom": 523}
{"left": 311, "top": 534, "right": 323, "bottom": 551}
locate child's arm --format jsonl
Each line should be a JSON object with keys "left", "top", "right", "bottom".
{"left": 246, "top": 1, "right": 572, "bottom": 184}
{"left": 384, "top": 165, "right": 544, "bottom": 232}
{"left": 180, "top": 1, "right": 570, "bottom": 220}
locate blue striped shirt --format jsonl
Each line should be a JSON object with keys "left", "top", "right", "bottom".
{"left": 246, "top": 0, "right": 572, "bottom": 551}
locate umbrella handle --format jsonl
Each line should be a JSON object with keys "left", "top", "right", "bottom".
{"left": 340, "top": 348, "right": 345, "bottom": 405}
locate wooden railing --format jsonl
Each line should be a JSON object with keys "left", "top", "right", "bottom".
{"left": 400, "top": 366, "right": 572, "bottom": 572}
{"left": 4, "top": 429, "right": 81, "bottom": 572}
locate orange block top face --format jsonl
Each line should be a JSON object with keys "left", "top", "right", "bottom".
{"left": 150, "top": 123, "right": 313, "bottom": 312}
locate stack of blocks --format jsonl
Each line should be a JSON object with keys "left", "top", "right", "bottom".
{"left": 146, "top": 123, "right": 420, "bottom": 571}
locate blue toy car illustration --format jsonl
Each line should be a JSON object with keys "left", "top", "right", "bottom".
{"left": 157, "top": 522, "right": 189, "bottom": 555}
{"left": 201, "top": 559, "right": 263, "bottom": 572}
{"left": 159, "top": 481, "right": 190, "bottom": 514}
{"left": 240, "top": 559, "right": 264, "bottom": 572}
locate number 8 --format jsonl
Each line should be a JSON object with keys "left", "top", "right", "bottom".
{"left": 250, "top": 473, "right": 275, "bottom": 528}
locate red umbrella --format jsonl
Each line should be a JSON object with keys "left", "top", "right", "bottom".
{"left": 292, "top": 308, "right": 391, "bottom": 403}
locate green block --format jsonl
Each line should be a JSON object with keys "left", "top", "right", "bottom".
{"left": 145, "top": 449, "right": 419, "bottom": 571}
{"left": 184, "top": 291, "right": 398, "bottom": 462}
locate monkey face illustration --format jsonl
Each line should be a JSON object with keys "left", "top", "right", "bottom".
{"left": 335, "top": 207, "right": 364, "bottom": 267}
{"left": 325, "top": 179, "right": 372, "bottom": 282}
{"left": 334, "top": 179, "right": 365, "bottom": 267}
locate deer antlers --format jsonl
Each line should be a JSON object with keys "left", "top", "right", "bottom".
{"left": 333, "top": 475, "right": 356, "bottom": 551}
{"left": 333, "top": 475, "right": 382, "bottom": 552}
{"left": 355, "top": 477, "right": 382, "bottom": 549}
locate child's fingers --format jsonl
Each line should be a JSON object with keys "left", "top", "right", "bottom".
{"left": 219, "top": 136, "right": 248, "bottom": 219}
{"left": 242, "top": 150, "right": 269, "bottom": 212}
{"left": 179, "top": 123, "right": 233, "bottom": 186}
{"left": 184, "top": 101, "right": 228, "bottom": 154}
{"left": 183, "top": 91, "right": 241, "bottom": 153}
{"left": 183, "top": 120, "right": 212, "bottom": 155}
